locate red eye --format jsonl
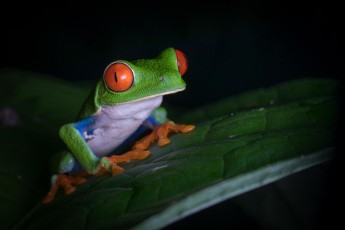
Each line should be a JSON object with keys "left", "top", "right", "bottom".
{"left": 174, "top": 49, "right": 188, "bottom": 76}
{"left": 104, "top": 62, "right": 134, "bottom": 92}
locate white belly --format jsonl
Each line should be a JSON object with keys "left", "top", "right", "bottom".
{"left": 86, "top": 96, "right": 163, "bottom": 157}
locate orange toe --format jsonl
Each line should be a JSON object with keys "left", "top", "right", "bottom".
{"left": 133, "top": 121, "right": 195, "bottom": 149}
{"left": 100, "top": 150, "right": 151, "bottom": 176}
{"left": 179, "top": 124, "right": 195, "bottom": 133}
{"left": 42, "top": 173, "right": 87, "bottom": 204}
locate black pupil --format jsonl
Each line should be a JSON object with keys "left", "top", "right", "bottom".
{"left": 114, "top": 70, "right": 118, "bottom": 83}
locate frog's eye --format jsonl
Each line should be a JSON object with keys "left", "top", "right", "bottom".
{"left": 104, "top": 62, "right": 134, "bottom": 92}
{"left": 174, "top": 49, "right": 188, "bottom": 76}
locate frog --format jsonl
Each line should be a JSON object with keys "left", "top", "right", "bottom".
{"left": 43, "top": 48, "right": 195, "bottom": 203}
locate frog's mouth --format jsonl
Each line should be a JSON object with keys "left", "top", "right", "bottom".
{"left": 116, "top": 87, "right": 186, "bottom": 105}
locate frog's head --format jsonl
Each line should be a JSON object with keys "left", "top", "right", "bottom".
{"left": 95, "top": 47, "right": 188, "bottom": 106}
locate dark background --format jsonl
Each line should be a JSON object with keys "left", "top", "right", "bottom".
{"left": 2, "top": 2, "right": 342, "bottom": 107}
{"left": 2, "top": 1, "right": 343, "bottom": 229}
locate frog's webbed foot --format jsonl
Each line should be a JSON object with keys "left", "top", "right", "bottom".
{"left": 42, "top": 172, "right": 87, "bottom": 204}
{"left": 99, "top": 150, "right": 150, "bottom": 176}
{"left": 133, "top": 121, "right": 195, "bottom": 150}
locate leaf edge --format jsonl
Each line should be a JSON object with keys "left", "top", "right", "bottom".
{"left": 132, "top": 147, "right": 335, "bottom": 230}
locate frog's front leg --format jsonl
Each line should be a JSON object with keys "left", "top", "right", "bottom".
{"left": 99, "top": 149, "right": 150, "bottom": 176}
{"left": 132, "top": 107, "right": 195, "bottom": 151}
{"left": 133, "top": 121, "right": 195, "bottom": 150}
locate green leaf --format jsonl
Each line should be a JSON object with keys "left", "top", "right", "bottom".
{"left": 179, "top": 78, "right": 338, "bottom": 123}
{"left": 0, "top": 70, "right": 338, "bottom": 229}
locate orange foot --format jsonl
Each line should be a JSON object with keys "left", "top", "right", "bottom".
{"left": 42, "top": 172, "right": 87, "bottom": 204}
{"left": 133, "top": 121, "right": 195, "bottom": 150}
{"left": 99, "top": 149, "right": 151, "bottom": 176}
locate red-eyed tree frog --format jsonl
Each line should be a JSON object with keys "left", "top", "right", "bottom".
{"left": 43, "top": 48, "right": 195, "bottom": 203}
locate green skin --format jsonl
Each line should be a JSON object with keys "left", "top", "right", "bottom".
{"left": 52, "top": 48, "right": 186, "bottom": 177}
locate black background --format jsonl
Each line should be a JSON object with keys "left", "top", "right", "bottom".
{"left": 2, "top": 2, "right": 343, "bottom": 107}
{"left": 2, "top": 1, "right": 344, "bottom": 229}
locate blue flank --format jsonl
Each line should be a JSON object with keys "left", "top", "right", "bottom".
{"left": 73, "top": 116, "right": 97, "bottom": 139}
{"left": 145, "top": 114, "right": 162, "bottom": 128}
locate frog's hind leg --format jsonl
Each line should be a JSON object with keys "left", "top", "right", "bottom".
{"left": 43, "top": 151, "right": 88, "bottom": 204}
{"left": 43, "top": 172, "right": 87, "bottom": 204}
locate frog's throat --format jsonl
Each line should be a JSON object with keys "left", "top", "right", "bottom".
{"left": 113, "top": 87, "right": 186, "bottom": 106}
